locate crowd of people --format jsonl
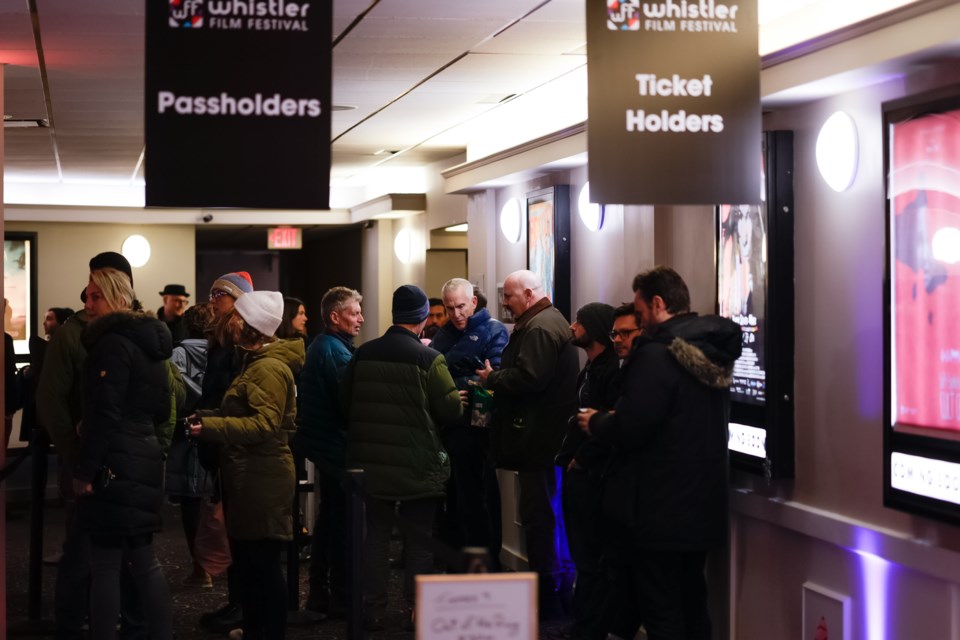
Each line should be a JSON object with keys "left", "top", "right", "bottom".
{"left": 23, "top": 249, "right": 742, "bottom": 640}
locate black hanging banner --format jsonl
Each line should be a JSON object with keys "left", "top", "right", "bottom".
{"left": 145, "top": 0, "right": 332, "bottom": 209}
{"left": 586, "top": 0, "right": 760, "bottom": 205}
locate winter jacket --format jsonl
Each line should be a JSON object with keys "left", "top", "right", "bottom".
{"left": 196, "top": 338, "right": 304, "bottom": 541}
{"left": 295, "top": 331, "right": 354, "bottom": 468}
{"left": 430, "top": 308, "right": 509, "bottom": 390}
{"left": 75, "top": 312, "right": 173, "bottom": 536}
{"left": 555, "top": 345, "right": 621, "bottom": 472}
{"left": 166, "top": 339, "right": 213, "bottom": 497}
{"left": 156, "top": 306, "right": 188, "bottom": 345}
{"left": 170, "top": 338, "right": 207, "bottom": 413}
{"left": 590, "top": 313, "right": 742, "bottom": 551}
{"left": 485, "top": 299, "right": 579, "bottom": 471}
{"left": 341, "top": 326, "right": 462, "bottom": 501}
{"left": 36, "top": 311, "right": 89, "bottom": 468}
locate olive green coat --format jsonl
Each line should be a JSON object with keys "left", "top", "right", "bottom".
{"left": 198, "top": 338, "right": 305, "bottom": 541}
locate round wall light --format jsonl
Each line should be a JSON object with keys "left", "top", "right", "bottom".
{"left": 394, "top": 228, "right": 413, "bottom": 264}
{"left": 500, "top": 197, "right": 522, "bottom": 243}
{"left": 932, "top": 227, "right": 960, "bottom": 265}
{"left": 577, "top": 182, "right": 604, "bottom": 232}
{"left": 121, "top": 234, "right": 151, "bottom": 268}
{"left": 816, "top": 111, "right": 859, "bottom": 192}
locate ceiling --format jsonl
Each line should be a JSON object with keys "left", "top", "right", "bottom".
{"left": 1, "top": 0, "right": 958, "bottom": 213}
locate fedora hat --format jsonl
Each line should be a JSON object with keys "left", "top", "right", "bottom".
{"left": 159, "top": 284, "right": 190, "bottom": 297}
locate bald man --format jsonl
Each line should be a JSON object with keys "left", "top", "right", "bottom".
{"left": 476, "top": 269, "right": 578, "bottom": 620}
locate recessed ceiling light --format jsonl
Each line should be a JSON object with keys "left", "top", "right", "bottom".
{"left": 3, "top": 118, "right": 49, "bottom": 128}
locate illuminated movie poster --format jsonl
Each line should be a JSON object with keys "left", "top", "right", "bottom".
{"left": 890, "top": 108, "right": 960, "bottom": 432}
{"left": 718, "top": 200, "right": 767, "bottom": 406}
{"left": 3, "top": 238, "right": 32, "bottom": 354}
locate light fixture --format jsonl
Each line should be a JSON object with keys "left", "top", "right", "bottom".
{"left": 3, "top": 117, "right": 49, "bottom": 128}
{"left": 577, "top": 182, "right": 604, "bottom": 232}
{"left": 394, "top": 228, "right": 413, "bottom": 264}
{"left": 500, "top": 198, "right": 522, "bottom": 243}
{"left": 444, "top": 223, "right": 468, "bottom": 233}
{"left": 121, "top": 234, "right": 151, "bottom": 268}
{"left": 932, "top": 227, "right": 960, "bottom": 264}
{"left": 816, "top": 111, "right": 858, "bottom": 192}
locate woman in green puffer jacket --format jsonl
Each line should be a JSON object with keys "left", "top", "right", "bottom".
{"left": 188, "top": 291, "right": 305, "bottom": 640}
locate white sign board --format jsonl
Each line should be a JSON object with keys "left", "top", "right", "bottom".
{"left": 415, "top": 573, "right": 538, "bottom": 640}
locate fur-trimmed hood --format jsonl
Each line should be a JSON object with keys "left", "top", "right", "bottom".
{"left": 652, "top": 313, "right": 742, "bottom": 389}
{"left": 81, "top": 310, "right": 173, "bottom": 361}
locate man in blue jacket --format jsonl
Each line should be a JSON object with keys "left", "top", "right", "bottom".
{"left": 431, "top": 278, "right": 509, "bottom": 568}
{"left": 296, "top": 286, "right": 364, "bottom": 618}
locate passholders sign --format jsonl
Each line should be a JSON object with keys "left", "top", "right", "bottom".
{"left": 587, "top": 0, "right": 760, "bottom": 205}
{"left": 145, "top": 0, "right": 332, "bottom": 209}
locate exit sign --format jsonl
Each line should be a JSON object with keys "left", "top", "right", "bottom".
{"left": 267, "top": 227, "right": 302, "bottom": 250}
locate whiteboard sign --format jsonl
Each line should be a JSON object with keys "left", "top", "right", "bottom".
{"left": 415, "top": 573, "right": 537, "bottom": 640}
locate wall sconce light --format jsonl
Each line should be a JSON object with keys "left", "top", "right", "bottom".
{"left": 394, "top": 228, "right": 413, "bottom": 264}
{"left": 500, "top": 198, "right": 522, "bottom": 243}
{"left": 577, "top": 182, "right": 604, "bottom": 232}
{"left": 932, "top": 227, "right": 960, "bottom": 264}
{"left": 816, "top": 111, "right": 859, "bottom": 192}
{"left": 121, "top": 234, "right": 151, "bottom": 268}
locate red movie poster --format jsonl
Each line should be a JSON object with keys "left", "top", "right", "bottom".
{"left": 890, "top": 108, "right": 960, "bottom": 432}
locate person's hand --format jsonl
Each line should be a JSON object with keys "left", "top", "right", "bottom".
{"left": 186, "top": 414, "right": 203, "bottom": 438}
{"left": 458, "top": 389, "right": 470, "bottom": 407}
{"left": 475, "top": 359, "right": 493, "bottom": 384}
{"left": 576, "top": 408, "right": 598, "bottom": 434}
{"left": 567, "top": 458, "right": 580, "bottom": 472}
{"left": 72, "top": 478, "right": 94, "bottom": 496}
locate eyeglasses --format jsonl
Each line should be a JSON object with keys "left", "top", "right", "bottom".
{"left": 609, "top": 328, "right": 640, "bottom": 341}
{"left": 209, "top": 289, "right": 230, "bottom": 301}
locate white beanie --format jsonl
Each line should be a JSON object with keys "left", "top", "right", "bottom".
{"left": 234, "top": 290, "right": 284, "bottom": 337}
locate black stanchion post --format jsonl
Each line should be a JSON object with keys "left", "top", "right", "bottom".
{"left": 461, "top": 547, "right": 491, "bottom": 574}
{"left": 28, "top": 429, "right": 49, "bottom": 620}
{"left": 287, "top": 454, "right": 324, "bottom": 625}
{"left": 344, "top": 469, "right": 365, "bottom": 640}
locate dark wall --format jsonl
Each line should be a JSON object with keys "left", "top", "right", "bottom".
{"left": 280, "top": 225, "right": 363, "bottom": 338}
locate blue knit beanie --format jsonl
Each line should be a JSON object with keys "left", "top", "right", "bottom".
{"left": 392, "top": 285, "right": 430, "bottom": 324}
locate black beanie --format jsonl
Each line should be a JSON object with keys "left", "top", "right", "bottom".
{"left": 89, "top": 251, "right": 133, "bottom": 286}
{"left": 392, "top": 285, "right": 430, "bottom": 325}
{"left": 576, "top": 302, "right": 615, "bottom": 347}
{"left": 82, "top": 251, "right": 135, "bottom": 303}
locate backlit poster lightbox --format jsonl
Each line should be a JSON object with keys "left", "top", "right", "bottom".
{"left": 717, "top": 131, "right": 794, "bottom": 478}
{"left": 884, "top": 90, "right": 960, "bottom": 522}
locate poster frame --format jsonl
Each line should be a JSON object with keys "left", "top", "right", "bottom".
{"left": 526, "top": 185, "right": 571, "bottom": 320}
{"left": 882, "top": 87, "right": 960, "bottom": 523}
{"left": 715, "top": 130, "right": 795, "bottom": 478}
{"left": 4, "top": 231, "right": 38, "bottom": 362}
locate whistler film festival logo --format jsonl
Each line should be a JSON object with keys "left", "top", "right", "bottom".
{"left": 608, "top": 0, "right": 641, "bottom": 30}
{"left": 168, "top": 0, "right": 312, "bottom": 31}
{"left": 169, "top": 0, "right": 204, "bottom": 28}
{"left": 608, "top": 0, "right": 741, "bottom": 33}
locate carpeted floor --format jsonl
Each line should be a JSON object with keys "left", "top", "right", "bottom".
{"left": 5, "top": 499, "right": 572, "bottom": 639}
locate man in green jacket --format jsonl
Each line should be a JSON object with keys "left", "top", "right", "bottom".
{"left": 477, "top": 269, "right": 580, "bottom": 620}
{"left": 340, "top": 284, "right": 462, "bottom": 631}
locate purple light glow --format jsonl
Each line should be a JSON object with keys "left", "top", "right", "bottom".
{"left": 853, "top": 528, "right": 891, "bottom": 640}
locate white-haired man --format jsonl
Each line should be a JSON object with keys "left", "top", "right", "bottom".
{"left": 431, "top": 278, "right": 509, "bottom": 567}
{"left": 477, "top": 269, "right": 579, "bottom": 619}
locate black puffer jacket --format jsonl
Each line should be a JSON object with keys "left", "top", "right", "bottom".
{"left": 76, "top": 311, "right": 173, "bottom": 536}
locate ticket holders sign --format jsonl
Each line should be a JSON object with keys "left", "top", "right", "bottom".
{"left": 586, "top": 0, "right": 760, "bottom": 205}
{"left": 145, "top": 0, "right": 332, "bottom": 209}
